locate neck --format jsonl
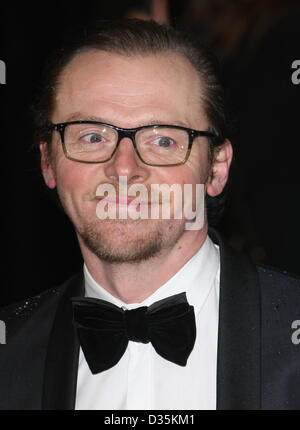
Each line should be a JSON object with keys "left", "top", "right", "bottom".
{"left": 78, "top": 225, "right": 208, "bottom": 303}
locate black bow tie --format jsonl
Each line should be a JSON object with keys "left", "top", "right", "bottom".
{"left": 71, "top": 292, "right": 196, "bottom": 374}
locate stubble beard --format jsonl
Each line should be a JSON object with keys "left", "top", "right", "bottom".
{"left": 77, "top": 217, "right": 185, "bottom": 264}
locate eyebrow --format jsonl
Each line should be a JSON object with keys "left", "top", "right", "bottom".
{"left": 65, "top": 114, "right": 107, "bottom": 122}
{"left": 63, "top": 113, "right": 189, "bottom": 128}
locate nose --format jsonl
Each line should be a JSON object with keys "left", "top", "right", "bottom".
{"left": 103, "top": 137, "right": 149, "bottom": 184}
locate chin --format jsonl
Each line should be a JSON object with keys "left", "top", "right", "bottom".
{"left": 78, "top": 218, "right": 184, "bottom": 264}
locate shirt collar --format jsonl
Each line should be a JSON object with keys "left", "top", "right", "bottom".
{"left": 84, "top": 235, "right": 220, "bottom": 316}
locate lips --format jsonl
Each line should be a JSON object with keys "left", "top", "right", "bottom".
{"left": 97, "top": 196, "right": 155, "bottom": 206}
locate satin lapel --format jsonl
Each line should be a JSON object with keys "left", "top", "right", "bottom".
{"left": 42, "top": 271, "right": 85, "bottom": 410}
{"left": 209, "top": 229, "right": 262, "bottom": 409}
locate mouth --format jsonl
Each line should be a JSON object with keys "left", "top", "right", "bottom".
{"left": 95, "top": 196, "right": 160, "bottom": 207}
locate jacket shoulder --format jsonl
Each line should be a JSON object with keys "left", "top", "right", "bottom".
{"left": 258, "top": 265, "right": 300, "bottom": 409}
{"left": 0, "top": 273, "right": 78, "bottom": 326}
{"left": 0, "top": 271, "right": 83, "bottom": 341}
{"left": 257, "top": 264, "right": 300, "bottom": 325}
{"left": 0, "top": 287, "right": 62, "bottom": 322}
{"left": 0, "top": 271, "right": 83, "bottom": 409}
{"left": 257, "top": 265, "right": 300, "bottom": 299}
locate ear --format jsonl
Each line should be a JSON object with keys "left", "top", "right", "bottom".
{"left": 40, "top": 142, "right": 57, "bottom": 189}
{"left": 206, "top": 139, "right": 233, "bottom": 197}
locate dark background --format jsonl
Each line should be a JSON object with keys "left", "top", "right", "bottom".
{"left": 1, "top": 0, "right": 300, "bottom": 306}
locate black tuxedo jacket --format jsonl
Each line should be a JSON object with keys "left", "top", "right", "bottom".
{"left": 1, "top": 230, "right": 300, "bottom": 410}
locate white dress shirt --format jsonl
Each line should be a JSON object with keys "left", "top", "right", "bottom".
{"left": 75, "top": 235, "right": 220, "bottom": 410}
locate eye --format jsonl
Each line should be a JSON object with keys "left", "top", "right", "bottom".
{"left": 82, "top": 133, "right": 105, "bottom": 144}
{"left": 152, "top": 136, "right": 175, "bottom": 148}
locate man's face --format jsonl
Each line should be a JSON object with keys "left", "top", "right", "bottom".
{"left": 41, "top": 50, "right": 229, "bottom": 263}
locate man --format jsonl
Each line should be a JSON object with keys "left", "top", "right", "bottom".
{"left": 0, "top": 19, "right": 300, "bottom": 410}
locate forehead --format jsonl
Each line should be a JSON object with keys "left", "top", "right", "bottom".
{"left": 53, "top": 50, "right": 206, "bottom": 127}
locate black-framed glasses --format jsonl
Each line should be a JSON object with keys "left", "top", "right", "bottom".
{"left": 50, "top": 121, "right": 222, "bottom": 167}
